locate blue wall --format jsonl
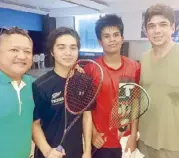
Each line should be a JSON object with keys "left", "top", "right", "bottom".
{"left": 0, "top": 8, "right": 42, "bottom": 31}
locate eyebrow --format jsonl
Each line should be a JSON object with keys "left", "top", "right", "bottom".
{"left": 114, "top": 32, "right": 120, "bottom": 35}
{"left": 148, "top": 21, "right": 169, "bottom": 25}
{"left": 56, "top": 44, "right": 77, "bottom": 47}
{"left": 103, "top": 31, "right": 120, "bottom": 35}
{"left": 159, "top": 21, "right": 169, "bottom": 24}
{"left": 56, "top": 44, "right": 65, "bottom": 47}
{"left": 11, "top": 45, "right": 32, "bottom": 50}
{"left": 24, "top": 48, "right": 32, "bottom": 50}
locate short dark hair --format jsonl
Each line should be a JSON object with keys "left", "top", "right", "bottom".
{"left": 144, "top": 4, "right": 175, "bottom": 28}
{"left": 47, "top": 27, "right": 80, "bottom": 52}
{"left": 0, "top": 26, "right": 32, "bottom": 42}
{"left": 95, "top": 14, "right": 124, "bottom": 40}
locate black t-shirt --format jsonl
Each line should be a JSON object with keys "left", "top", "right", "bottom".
{"left": 32, "top": 70, "right": 83, "bottom": 158}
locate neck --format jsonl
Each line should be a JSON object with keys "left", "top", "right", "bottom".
{"left": 11, "top": 76, "right": 22, "bottom": 85}
{"left": 15, "top": 80, "right": 21, "bottom": 86}
{"left": 103, "top": 52, "right": 121, "bottom": 69}
{"left": 54, "top": 63, "right": 70, "bottom": 78}
{"left": 152, "top": 40, "right": 175, "bottom": 58}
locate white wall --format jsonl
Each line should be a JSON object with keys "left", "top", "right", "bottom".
{"left": 128, "top": 40, "right": 151, "bottom": 60}
{"left": 121, "top": 12, "right": 151, "bottom": 61}
{"left": 56, "top": 16, "right": 75, "bottom": 29}
{"left": 120, "top": 11, "right": 144, "bottom": 41}
{"left": 121, "top": 11, "right": 151, "bottom": 60}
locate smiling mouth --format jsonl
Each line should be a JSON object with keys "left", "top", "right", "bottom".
{"left": 154, "top": 36, "right": 163, "bottom": 39}
{"left": 109, "top": 44, "right": 117, "bottom": 47}
{"left": 63, "top": 59, "right": 73, "bottom": 61}
{"left": 15, "top": 63, "right": 27, "bottom": 66}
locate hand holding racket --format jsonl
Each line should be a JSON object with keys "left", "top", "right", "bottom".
{"left": 92, "top": 83, "right": 150, "bottom": 155}
{"left": 110, "top": 83, "right": 150, "bottom": 134}
{"left": 47, "top": 147, "right": 66, "bottom": 158}
{"left": 56, "top": 59, "right": 103, "bottom": 153}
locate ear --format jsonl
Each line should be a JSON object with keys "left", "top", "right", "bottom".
{"left": 121, "top": 36, "right": 124, "bottom": 44}
{"left": 145, "top": 28, "right": 149, "bottom": 39}
{"left": 98, "top": 40, "right": 102, "bottom": 47}
{"left": 171, "top": 23, "right": 175, "bottom": 34}
{"left": 51, "top": 51, "right": 54, "bottom": 57}
{"left": 142, "top": 26, "right": 148, "bottom": 38}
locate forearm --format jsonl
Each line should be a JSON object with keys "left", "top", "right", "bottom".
{"left": 32, "top": 119, "right": 51, "bottom": 157}
{"left": 83, "top": 111, "right": 92, "bottom": 152}
{"left": 130, "top": 119, "right": 138, "bottom": 137}
{"left": 130, "top": 98, "right": 139, "bottom": 137}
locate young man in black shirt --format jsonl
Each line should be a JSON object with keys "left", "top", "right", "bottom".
{"left": 32, "top": 27, "right": 92, "bottom": 158}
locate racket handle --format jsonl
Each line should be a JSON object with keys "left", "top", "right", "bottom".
{"left": 119, "top": 126, "right": 128, "bottom": 132}
{"left": 56, "top": 145, "right": 63, "bottom": 152}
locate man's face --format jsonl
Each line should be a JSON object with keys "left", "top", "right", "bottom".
{"left": 99, "top": 26, "right": 124, "bottom": 55}
{"left": 146, "top": 15, "right": 175, "bottom": 46}
{"left": 0, "top": 34, "right": 33, "bottom": 79}
{"left": 52, "top": 35, "right": 78, "bottom": 68}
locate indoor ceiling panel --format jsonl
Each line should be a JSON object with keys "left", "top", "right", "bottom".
{"left": 0, "top": 0, "right": 76, "bottom": 10}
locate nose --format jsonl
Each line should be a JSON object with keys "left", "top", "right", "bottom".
{"left": 64, "top": 47, "right": 72, "bottom": 56}
{"left": 109, "top": 36, "right": 115, "bottom": 42}
{"left": 17, "top": 51, "right": 26, "bottom": 60}
{"left": 154, "top": 25, "right": 161, "bottom": 33}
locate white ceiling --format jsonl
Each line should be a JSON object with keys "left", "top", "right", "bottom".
{"left": 0, "top": 0, "right": 77, "bottom": 9}
{"left": 0, "top": 0, "right": 179, "bottom": 16}
{"left": 0, "top": 0, "right": 78, "bottom": 14}
{"left": 0, "top": 0, "right": 105, "bottom": 16}
{"left": 102, "top": 0, "right": 179, "bottom": 13}
{"left": 69, "top": 0, "right": 179, "bottom": 13}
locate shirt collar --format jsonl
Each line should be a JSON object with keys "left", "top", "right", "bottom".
{"left": 11, "top": 80, "right": 26, "bottom": 91}
{"left": 0, "top": 71, "right": 13, "bottom": 83}
{"left": 0, "top": 71, "right": 27, "bottom": 85}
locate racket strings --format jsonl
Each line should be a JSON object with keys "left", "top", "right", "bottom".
{"left": 110, "top": 84, "right": 149, "bottom": 129}
{"left": 65, "top": 61, "right": 102, "bottom": 114}
{"left": 66, "top": 77, "right": 96, "bottom": 111}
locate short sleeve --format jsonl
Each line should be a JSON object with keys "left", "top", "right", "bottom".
{"left": 85, "top": 101, "right": 96, "bottom": 111}
{"left": 84, "top": 64, "right": 97, "bottom": 111}
{"left": 135, "top": 62, "right": 141, "bottom": 84}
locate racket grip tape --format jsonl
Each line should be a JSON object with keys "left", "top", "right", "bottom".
{"left": 56, "top": 145, "right": 63, "bottom": 152}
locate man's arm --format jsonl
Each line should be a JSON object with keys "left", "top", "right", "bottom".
{"left": 126, "top": 62, "right": 140, "bottom": 152}
{"left": 131, "top": 119, "right": 138, "bottom": 137}
{"left": 92, "top": 121, "right": 105, "bottom": 149}
{"left": 32, "top": 83, "right": 52, "bottom": 157}
{"left": 32, "top": 119, "right": 65, "bottom": 158}
{"left": 32, "top": 82, "right": 65, "bottom": 158}
{"left": 32, "top": 119, "right": 51, "bottom": 157}
{"left": 125, "top": 120, "right": 138, "bottom": 152}
{"left": 82, "top": 111, "right": 92, "bottom": 156}
{"left": 131, "top": 61, "right": 140, "bottom": 138}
